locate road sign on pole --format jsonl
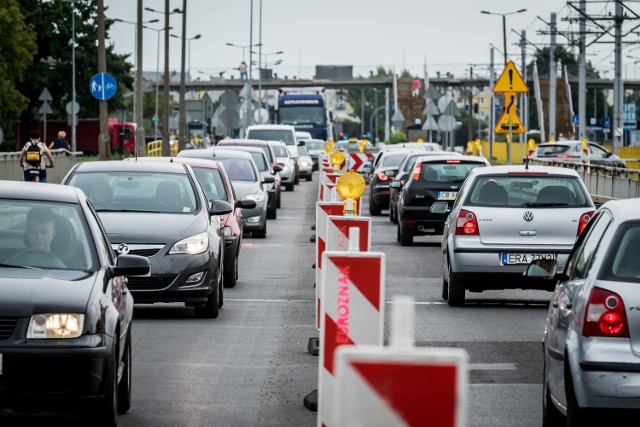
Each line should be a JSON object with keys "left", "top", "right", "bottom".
{"left": 90, "top": 72, "right": 117, "bottom": 101}
{"left": 493, "top": 60, "right": 528, "bottom": 93}
{"left": 318, "top": 246, "right": 386, "bottom": 427}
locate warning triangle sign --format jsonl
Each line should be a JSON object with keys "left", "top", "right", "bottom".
{"left": 493, "top": 60, "right": 528, "bottom": 93}
{"left": 494, "top": 111, "right": 525, "bottom": 134}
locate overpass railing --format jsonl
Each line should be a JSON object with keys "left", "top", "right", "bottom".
{"left": 0, "top": 149, "right": 83, "bottom": 184}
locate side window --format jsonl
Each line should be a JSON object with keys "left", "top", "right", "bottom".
{"left": 566, "top": 211, "right": 611, "bottom": 281}
{"left": 87, "top": 205, "right": 116, "bottom": 265}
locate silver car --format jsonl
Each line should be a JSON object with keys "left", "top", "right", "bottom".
{"left": 532, "top": 140, "right": 626, "bottom": 168}
{"left": 297, "top": 145, "right": 313, "bottom": 181}
{"left": 441, "top": 165, "right": 596, "bottom": 307}
{"left": 530, "top": 198, "right": 640, "bottom": 426}
{"left": 268, "top": 140, "right": 296, "bottom": 191}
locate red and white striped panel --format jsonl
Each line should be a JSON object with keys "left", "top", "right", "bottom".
{"left": 334, "top": 346, "right": 469, "bottom": 427}
{"left": 348, "top": 152, "right": 375, "bottom": 173}
{"left": 321, "top": 183, "right": 337, "bottom": 201}
{"left": 325, "top": 216, "right": 371, "bottom": 253}
{"left": 318, "top": 251, "right": 386, "bottom": 427}
{"left": 315, "top": 202, "right": 344, "bottom": 331}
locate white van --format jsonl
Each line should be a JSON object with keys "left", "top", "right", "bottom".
{"left": 246, "top": 124, "right": 300, "bottom": 184}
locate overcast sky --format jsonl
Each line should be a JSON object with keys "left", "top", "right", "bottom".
{"left": 104, "top": 1, "right": 639, "bottom": 80}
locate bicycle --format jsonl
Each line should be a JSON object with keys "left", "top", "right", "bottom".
{"left": 24, "top": 163, "right": 54, "bottom": 183}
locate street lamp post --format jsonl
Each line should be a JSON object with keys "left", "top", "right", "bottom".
{"left": 480, "top": 9, "right": 527, "bottom": 66}
{"left": 251, "top": 49, "right": 283, "bottom": 110}
{"left": 171, "top": 33, "right": 202, "bottom": 79}
{"left": 226, "top": 42, "right": 262, "bottom": 77}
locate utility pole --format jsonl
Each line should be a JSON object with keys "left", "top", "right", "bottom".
{"left": 613, "top": 1, "right": 623, "bottom": 154}
{"left": 135, "top": 0, "right": 145, "bottom": 157}
{"left": 97, "top": 0, "right": 109, "bottom": 160}
{"left": 577, "top": 0, "right": 586, "bottom": 141}
{"left": 162, "top": 0, "right": 170, "bottom": 156}
{"left": 549, "top": 12, "right": 557, "bottom": 142}
{"left": 489, "top": 46, "right": 495, "bottom": 159}
{"left": 384, "top": 88, "right": 390, "bottom": 142}
{"left": 178, "top": 0, "right": 187, "bottom": 152}
{"left": 467, "top": 66, "right": 474, "bottom": 144}
{"left": 520, "top": 30, "right": 527, "bottom": 159}
{"left": 533, "top": 62, "right": 546, "bottom": 143}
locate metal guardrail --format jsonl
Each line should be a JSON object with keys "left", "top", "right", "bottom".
{"left": 0, "top": 149, "right": 83, "bottom": 183}
{"left": 528, "top": 159, "right": 640, "bottom": 204}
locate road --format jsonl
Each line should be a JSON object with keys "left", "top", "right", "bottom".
{"left": 0, "top": 172, "right": 553, "bottom": 426}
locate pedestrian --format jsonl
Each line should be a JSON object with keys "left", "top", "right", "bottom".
{"left": 412, "top": 79, "right": 421, "bottom": 97}
{"left": 19, "top": 131, "right": 54, "bottom": 182}
{"left": 238, "top": 61, "right": 247, "bottom": 80}
{"left": 204, "top": 133, "right": 212, "bottom": 147}
{"left": 49, "top": 130, "right": 70, "bottom": 151}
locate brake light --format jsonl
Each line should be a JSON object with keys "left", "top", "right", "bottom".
{"left": 411, "top": 163, "right": 422, "bottom": 181}
{"left": 277, "top": 162, "right": 285, "bottom": 167}
{"left": 446, "top": 159, "right": 461, "bottom": 164}
{"left": 583, "top": 287, "right": 629, "bottom": 338}
{"left": 553, "top": 154, "right": 573, "bottom": 158}
{"left": 455, "top": 209, "right": 479, "bottom": 235}
{"left": 577, "top": 211, "right": 594, "bottom": 236}
{"left": 377, "top": 172, "right": 389, "bottom": 181}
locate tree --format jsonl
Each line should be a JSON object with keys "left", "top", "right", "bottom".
{"left": 15, "top": 0, "right": 133, "bottom": 144}
{"left": 0, "top": 0, "right": 37, "bottom": 135}
{"left": 345, "top": 66, "right": 393, "bottom": 141}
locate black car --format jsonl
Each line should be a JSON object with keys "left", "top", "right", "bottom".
{"left": 389, "top": 152, "right": 463, "bottom": 224}
{"left": 0, "top": 181, "right": 149, "bottom": 422}
{"left": 62, "top": 160, "right": 232, "bottom": 318}
{"left": 368, "top": 148, "right": 424, "bottom": 215}
{"left": 392, "top": 155, "right": 488, "bottom": 246}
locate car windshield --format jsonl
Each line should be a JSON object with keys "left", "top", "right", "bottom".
{"left": 192, "top": 167, "right": 229, "bottom": 202}
{"left": 298, "top": 146, "right": 309, "bottom": 156}
{"left": 248, "top": 152, "right": 268, "bottom": 171}
{"left": 467, "top": 175, "right": 590, "bottom": 207}
{"left": 218, "top": 158, "right": 257, "bottom": 181}
{"left": 0, "top": 200, "right": 96, "bottom": 271}
{"left": 601, "top": 222, "right": 640, "bottom": 283}
{"left": 536, "top": 144, "right": 571, "bottom": 156}
{"left": 306, "top": 140, "right": 325, "bottom": 151}
{"left": 279, "top": 106, "right": 325, "bottom": 125}
{"left": 247, "top": 129, "right": 295, "bottom": 145}
{"left": 270, "top": 143, "right": 289, "bottom": 157}
{"left": 67, "top": 172, "right": 198, "bottom": 214}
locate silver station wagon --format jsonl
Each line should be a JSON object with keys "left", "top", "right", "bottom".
{"left": 441, "top": 165, "right": 595, "bottom": 307}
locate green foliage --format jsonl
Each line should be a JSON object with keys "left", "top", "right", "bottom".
{"left": 387, "top": 132, "right": 407, "bottom": 144}
{"left": 15, "top": 1, "right": 133, "bottom": 132}
{"left": 0, "top": 0, "right": 37, "bottom": 129}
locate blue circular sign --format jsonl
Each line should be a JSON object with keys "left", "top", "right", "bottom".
{"left": 90, "top": 73, "right": 117, "bottom": 101}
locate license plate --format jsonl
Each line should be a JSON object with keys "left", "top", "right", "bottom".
{"left": 437, "top": 191, "right": 457, "bottom": 200}
{"left": 502, "top": 253, "right": 556, "bottom": 265}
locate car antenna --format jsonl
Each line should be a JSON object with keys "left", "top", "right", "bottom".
{"left": 524, "top": 155, "right": 530, "bottom": 170}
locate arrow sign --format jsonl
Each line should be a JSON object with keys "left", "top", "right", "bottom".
{"left": 493, "top": 60, "right": 528, "bottom": 93}
{"left": 38, "top": 87, "right": 53, "bottom": 102}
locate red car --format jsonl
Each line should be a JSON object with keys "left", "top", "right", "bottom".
{"left": 126, "top": 156, "right": 255, "bottom": 288}
{"left": 216, "top": 139, "right": 282, "bottom": 208}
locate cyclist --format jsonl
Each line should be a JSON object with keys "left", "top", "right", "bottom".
{"left": 19, "top": 131, "right": 54, "bottom": 182}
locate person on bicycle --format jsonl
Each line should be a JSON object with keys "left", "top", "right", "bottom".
{"left": 19, "top": 131, "right": 54, "bottom": 182}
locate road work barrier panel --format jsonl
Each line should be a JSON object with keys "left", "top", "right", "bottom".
{"left": 318, "top": 232, "right": 385, "bottom": 427}
{"left": 348, "top": 152, "right": 375, "bottom": 173}
{"left": 325, "top": 216, "right": 371, "bottom": 253}
{"left": 335, "top": 296, "right": 469, "bottom": 427}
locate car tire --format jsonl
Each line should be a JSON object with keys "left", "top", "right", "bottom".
{"left": 218, "top": 264, "right": 224, "bottom": 308}
{"left": 442, "top": 256, "right": 449, "bottom": 300}
{"left": 224, "top": 254, "right": 238, "bottom": 288}
{"left": 194, "top": 272, "right": 220, "bottom": 319}
{"left": 267, "top": 205, "right": 277, "bottom": 219}
{"left": 398, "top": 221, "right": 413, "bottom": 246}
{"left": 369, "top": 194, "right": 382, "bottom": 216}
{"left": 565, "top": 360, "right": 589, "bottom": 427}
{"left": 542, "top": 359, "right": 564, "bottom": 427}
{"left": 117, "top": 331, "right": 132, "bottom": 414}
{"left": 286, "top": 183, "right": 295, "bottom": 192}
{"left": 294, "top": 172, "right": 300, "bottom": 185}
{"left": 447, "top": 263, "right": 465, "bottom": 307}
{"left": 253, "top": 221, "right": 267, "bottom": 238}
{"left": 91, "top": 343, "right": 118, "bottom": 426}
{"left": 306, "top": 173, "right": 312, "bottom": 182}
{"left": 277, "top": 192, "right": 281, "bottom": 208}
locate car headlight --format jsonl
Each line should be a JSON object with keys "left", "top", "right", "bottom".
{"left": 27, "top": 314, "right": 84, "bottom": 339}
{"left": 169, "top": 232, "right": 208, "bottom": 255}
{"left": 282, "top": 165, "right": 290, "bottom": 172}
{"left": 299, "top": 160, "right": 309, "bottom": 167}
{"left": 243, "top": 193, "right": 266, "bottom": 203}
{"left": 222, "top": 226, "right": 232, "bottom": 237}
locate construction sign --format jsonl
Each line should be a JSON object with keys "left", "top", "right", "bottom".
{"left": 493, "top": 60, "right": 528, "bottom": 93}
{"left": 493, "top": 61, "right": 528, "bottom": 134}
{"left": 494, "top": 92, "right": 525, "bottom": 134}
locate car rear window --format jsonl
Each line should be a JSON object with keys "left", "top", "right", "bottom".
{"left": 467, "top": 175, "right": 590, "bottom": 207}
{"left": 218, "top": 159, "right": 257, "bottom": 182}
{"left": 600, "top": 222, "right": 640, "bottom": 283}
{"left": 418, "top": 161, "right": 484, "bottom": 184}
{"left": 536, "top": 144, "right": 571, "bottom": 156}
{"left": 247, "top": 129, "right": 295, "bottom": 146}
{"left": 382, "top": 153, "right": 409, "bottom": 168}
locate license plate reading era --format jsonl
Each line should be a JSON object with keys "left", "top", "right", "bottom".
{"left": 502, "top": 253, "right": 556, "bottom": 265}
{"left": 438, "top": 191, "right": 457, "bottom": 200}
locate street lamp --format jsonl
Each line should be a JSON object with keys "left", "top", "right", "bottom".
{"left": 480, "top": 9, "right": 527, "bottom": 65}
{"left": 226, "top": 42, "right": 262, "bottom": 63}
{"left": 171, "top": 33, "right": 201, "bottom": 77}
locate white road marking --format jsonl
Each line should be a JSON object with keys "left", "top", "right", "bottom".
{"left": 470, "top": 363, "right": 518, "bottom": 370}
{"left": 242, "top": 244, "right": 286, "bottom": 247}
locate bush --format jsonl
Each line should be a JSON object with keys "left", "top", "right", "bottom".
{"left": 387, "top": 132, "right": 407, "bottom": 145}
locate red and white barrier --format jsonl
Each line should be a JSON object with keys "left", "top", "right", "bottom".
{"left": 334, "top": 297, "right": 469, "bottom": 427}
{"left": 318, "top": 234, "right": 386, "bottom": 427}
{"left": 315, "top": 201, "right": 345, "bottom": 330}
{"left": 348, "top": 152, "right": 375, "bottom": 173}
{"left": 325, "top": 215, "right": 371, "bottom": 253}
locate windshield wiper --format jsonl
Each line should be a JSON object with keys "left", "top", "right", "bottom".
{"left": 522, "top": 202, "right": 569, "bottom": 207}
{"left": 0, "top": 263, "right": 41, "bottom": 269}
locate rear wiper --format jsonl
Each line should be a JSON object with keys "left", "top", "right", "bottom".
{"left": 0, "top": 263, "right": 40, "bottom": 269}
{"left": 522, "top": 202, "right": 569, "bottom": 207}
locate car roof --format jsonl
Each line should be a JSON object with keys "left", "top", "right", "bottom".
{"left": 414, "top": 154, "right": 487, "bottom": 163}
{"left": 600, "top": 198, "right": 640, "bottom": 221}
{"left": 246, "top": 124, "right": 295, "bottom": 131}
{"left": 75, "top": 160, "right": 189, "bottom": 174}
{"left": 0, "top": 181, "right": 83, "bottom": 203}
{"left": 470, "top": 164, "right": 581, "bottom": 177}
{"left": 217, "top": 138, "right": 271, "bottom": 146}
{"left": 126, "top": 156, "right": 222, "bottom": 170}
{"left": 216, "top": 145, "right": 268, "bottom": 157}
{"left": 177, "top": 148, "right": 254, "bottom": 161}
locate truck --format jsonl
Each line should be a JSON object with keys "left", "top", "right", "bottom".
{"left": 276, "top": 87, "right": 334, "bottom": 141}
{"left": 15, "top": 118, "right": 137, "bottom": 155}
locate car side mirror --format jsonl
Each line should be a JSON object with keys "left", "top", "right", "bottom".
{"left": 236, "top": 199, "right": 257, "bottom": 209}
{"left": 298, "top": 141, "right": 306, "bottom": 146}
{"left": 112, "top": 254, "right": 150, "bottom": 277}
{"left": 209, "top": 199, "right": 233, "bottom": 216}
{"left": 273, "top": 165, "right": 283, "bottom": 173}
{"left": 524, "top": 259, "right": 558, "bottom": 279}
{"left": 604, "top": 151, "right": 613, "bottom": 158}
{"left": 263, "top": 175, "right": 276, "bottom": 184}
{"left": 389, "top": 181, "right": 402, "bottom": 189}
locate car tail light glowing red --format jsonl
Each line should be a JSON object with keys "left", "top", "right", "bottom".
{"left": 446, "top": 159, "right": 461, "bottom": 164}
{"left": 577, "top": 211, "right": 594, "bottom": 236}
{"left": 553, "top": 154, "right": 573, "bottom": 158}
{"left": 377, "top": 172, "right": 389, "bottom": 181}
{"left": 455, "top": 209, "right": 479, "bottom": 235}
{"left": 411, "top": 163, "right": 422, "bottom": 181}
{"left": 583, "top": 287, "right": 629, "bottom": 338}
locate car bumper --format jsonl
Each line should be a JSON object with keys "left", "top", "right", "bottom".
{"left": 127, "top": 251, "right": 215, "bottom": 303}
{"left": 280, "top": 171, "right": 293, "bottom": 182}
{"left": 399, "top": 207, "right": 449, "bottom": 234}
{"left": 299, "top": 164, "right": 313, "bottom": 176}
{"left": 371, "top": 185, "right": 390, "bottom": 205}
{"left": 0, "top": 335, "right": 112, "bottom": 411}
{"left": 242, "top": 201, "right": 267, "bottom": 230}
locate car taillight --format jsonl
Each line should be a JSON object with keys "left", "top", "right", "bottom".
{"left": 377, "top": 172, "right": 389, "bottom": 181}
{"left": 400, "top": 179, "right": 407, "bottom": 185}
{"left": 577, "top": 211, "right": 594, "bottom": 236}
{"left": 455, "top": 209, "right": 479, "bottom": 235}
{"left": 553, "top": 153, "right": 573, "bottom": 158}
{"left": 411, "top": 163, "right": 422, "bottom": 181}
{"left": 583, "top": 287, "right": 629, "bottom": 338}
{"left": 277, "top": 162, "right": 285, "bottom": 167}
